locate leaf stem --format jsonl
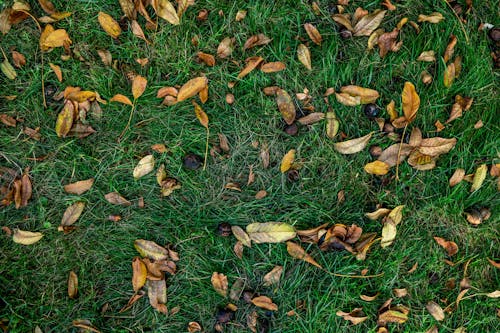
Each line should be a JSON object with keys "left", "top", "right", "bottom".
{"left": 203, "top": 128, "right": 209, "bottom": 170}
{"left": 118, "top": 101, "right": 136, "bottom": 142}
{"left": 395, "top": 124, "right": 408, "bottom": 181}
{"left": 442, "top": 0, "right": 469, "bottom": 44}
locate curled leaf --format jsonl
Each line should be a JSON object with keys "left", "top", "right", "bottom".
{"left": 153, "top": 0, "right": 180, "bottom": 25}
{"left": 231, "top": 226, "right": 251, "bottom": 247}
{"left": 192, "top": 101, "right": 209, "bottom": 128}
{"left": 433, "top": 237, "right": 458, "bottom": 256}
{"left": 340, "top": 85, "right": 379, "bottom": 104}
{"left": 217, "top": 37, "right": 234, "bottom": 58}
{"left": 211, "top": 272, "right": 228, "bottom": 297}
{"left": 263, "top": 266, "right": 283, "bottom": 286}
{"left": 251, "top": 296, "right": 278, "bottom": 311}
{"left": 336, "top": 308, "right": 368, "bottom": 325}
{"left": 237, "top": 56, "right": 263, "bottom": 79}
{"left": 418, "top": 12, "right": 444, "bottom": 24}
{"left": 68, "top": 271, "right": 78, "bottom": 299}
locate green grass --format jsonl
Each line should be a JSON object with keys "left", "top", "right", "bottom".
{"left": 1, "top": 0, "right": 499, "bottom": 332}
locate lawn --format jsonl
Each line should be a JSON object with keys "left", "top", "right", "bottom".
{"left": 0, "top": 0, "right": 499, "bottom": 332}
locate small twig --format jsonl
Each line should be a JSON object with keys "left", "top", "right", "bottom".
{"left": 443, "top": 0, "right": 469, "bottom": 44}
{"left": 118, "top": 101, "right": 136, "bottom": 142}
{"left": 326, "top": 270, "right": 385, "bottom": 279}
{"left": 395, "top": 124, "right": 408, "bottom": 181}
{"left": 203, "top": 128, "right": 209, "bottom": 170}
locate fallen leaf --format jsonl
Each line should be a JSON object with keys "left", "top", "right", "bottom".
{"left": 280, "top": 149, "right": 296, "bottom": 173}
{"left": 418, "top": 12, "right": 444, "bottom": 24}
{"left": 237, "top": 56, "right": 263, "bottom": 79}
{"left": 443, "top": 35, "right": 457, "bottom": 63}
{"left": 261, "top": 61, "right": 286, "bottom": 73}
{"left": 246, "top": 222, "right": 296, "bottom": 243}
{"left": 417, "top": 50, "right": 436, "bottom": 62}
{"left": 247, "top": 311, "right": 257, "bottom": 333}
{"left": 132, "top": 257, "right": 147, "bottom": 292}
{"left": 134, "top": 239, "right": 168, "bottom": 260}
{"left": 231, "top": 226, "right": 251, "bottom": 247}
{"left": 97, "top": 49, "right": 112, "bottom": 66}
{"left": 243, "top": 34, "right": 272, "bottom": 50}
{"left": 276, "top": 89, "right": 296, "bottom": 125}
{"left": 402, "top": 82, "right": 420, "bottom": 123}
{"left": 217, "top": 37, "right": 234, "bottom": 58}
{"left": 235, "top": 10, "right": 247, "bottom": 22}
{"left": 187, "top": 322, "right": 202, "bottom": 333}
{"left": 378, "top": 309, "right": 409, "bottom": 324}
{"left": 426, "top": 301, "right": 445, "bottom": 321}
{"left": 418, "top": 137, "right": 456, "bottom": 156}
{"left": 104, "top": 192, "right": 131, "bottom": 206}
{"left": 131, "top": 20, "right": 149, "bottom": 44}
{"left": 255, "top": 190, "right": 267, "bottom": 199}
{"left": 360, "top": 293, "right": 379, "bottom": 302}
{"left": 332, "top": 14, "right": 354, "bottom": 32}
{"left": 177, "top": 76, "right": 208, "bottom": 102}
{"left": 251, "top": 296, "right": 278, "bottom": 311}
{"left": 110, "top": 94, "right": 133, "bottom": 106}
{"left": 0, "top": 113, "right": 16, "bottom": 127}
{"left": 197, "top": 52, "right": 215, "bottom": 66}
{"left": 12, "top": 229, "right": 43, "bottom": 245}
{"left": 260, "top": 144, "right": 270, "bottom": 169}
{"left": 55, "top": 101, "right": 74, "bottom": 137}
{"left": 367, "top": 28, "right": 385, "bottom": 50}
{"left": 68, "top": 271, "right": 78, "bottom": 299}
{"left": 449, "top": 169, "right": 465, "bottom": 187}
{"left": 434, "top": 237, "right": 458, "bottom": 256}
{"left": 118, "top": 0, "right": 136, "bottom": 19}
{"left": 378, "top": 29, "right": 400, "bottom": 57}
{"left": 98, "top": 12, "right": 121, "bottom": 38}
{"left": 132, "top": 75, "right": 147, "bottom": 99}
{"left": 470, "top": 164, "right": 487, "bottom": 192}
{"left": 286, "top": 241, "right": 322, "bottom": 268}
{"left": 444, "top": 63, "right": 455, "bottom": 88}
{"left": 298, "top": 112, "right": 324, "bottom": 125}
{"left": 336, "top": 308, "right": 368, "bottom": 325}
{"left": 487, "top": 258, "right": 500, "bottom": 269}
{"left": 340, "top": 85, "right": 379, "bottom": 104}
{"left": 64, "top": 178, "right": 94, "bottom": 195}
{"left": 353, "top": 10, "right": 386, "bottom": 36}
{"left": 229, "top": 278, "right": 245, "bottom": 301}
{"left": 147, "top": 279, "right": 168, "bottom": 314}
{"left": 11, "top": 50, "right": 26, "bottom": 68}
{"left": 446, "top": 95, "right": 473, "bottom": 124}
{"left": 364, "top": 160, "right": 390, "bottom": 175}
{"left": 304, "top": 23, "right": 322, "bottom": 45}
{"left": 67, "top": 123, "right": 96, "bottom": 139}
{"left": 297, "top": 44, "right": 312, "bottom": 70}
{"left": 61, "top": 201, "right": 85, "bottom": 226}
{"left": 334, "top": 132, "right": 373, "bottom": 154}
{"left": 192, "top": 101, "right": 209, "bottom": 129}
{"left": 263, "top": 266, "right": 283, "bottom": 286}
{"left": 152, "top": 0, "right": 180, "bottom": 25}
{"left": 326, "top": 111, "right": 339, "bottom": 138}
{"left": 40, "top": 26, "right": 72, "bottom": 51}
{"left": 133, "top": 155, "right": 155, "bottom": 179}
{"left": 72, "top": 320, "right": 101, "bottom": 333}
{"left": 394, "top": 288, "right": 408, "bottom": 297}
{"left": 486, "top": 290, "right": 500, "bottom": 298}
{"left": 211, "top": 272, "right": 228, "bottom": 297}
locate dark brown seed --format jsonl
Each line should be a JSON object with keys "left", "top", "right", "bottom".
{"left": 287, "top": 169, "right": 300, "bottom": 182}
{"left": 479, "top": 207, "right": 491, "bottom": 220}
{"left": 216, "top": 307, "right": 234, "bottom": 324}
{"left": 369, "top": 145, "right": 382, "bottom": 158}
{"left": 284, "top": 123, "right": 298, "bottom": 136}
{"left": 217, "top": 223, "right": 232, "bottom": 237}
{"left": 488, "top": 28, "right": 500, "bottom": 42}
{"left": 183, "top": 153, "right": 202, "bottom": 170}
{"left": 339, "top": 28, "right": 352, "bottom": 39}
{"left": 383, "top": 121, "right": 395, "bottom": 133}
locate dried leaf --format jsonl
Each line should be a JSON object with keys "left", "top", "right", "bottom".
{"left": 298, "top": 112, "right": 324, "bottom": 125}
{"left": 286, "top": 241, "right": 322, "bottom": 268}
{"left": 153, "top": 0, "right": 180, "bottom": 25}
{"left": 297, "top": 44, "right": 312, "bottom": 70}
{"left": 134, "top": 239, "right": 168, "bottom": 260}
{"left": 197, "top": 52, "right": 215, "bottom": 66}
{"left": 470, "top": 164, "right": 487, "bottom": 192}
{"left": 334, "top": 132, "right": 373, "bottom": 154}
{"left": 418, "top": 12, "right": 444, "bottom": 24}
{"left": 64, "top": 178, "right": 94, "bottom": 195}
{"left": 486, "top": 290, "right": 500, "bottom": 298}
{"left": 119, "top": 0, "right": 136, "bottom": 19}
{"left": 217, "top": 37, "right": 234, "bottom": 58}
{"left": 231, "top": 226, "right": 251, "bottom": 247}
{"left": 68, "top": 123, "right": 96, "bottom": 139}
{"left": 340, "top": 85, "right": 379, "bottom": 104}
{"left": 68, "top": 271, "right": 78, "bottom": 299}
{"left": 381, "top": 220, "right": 397, "bottom": 248}
{"left": 377, "top": 28, "right": 399, "bottom": 57}
{"left": 386, "top": 100, "right": 397, "bottom": 121}
{"left": 110, "top": 94, "right": 133, "bottom": 106}
{"left": 246, "top": 222, "right": 296, "bottom": 243}
{"left": 12, "top": 229, "right": 43, "bottom": 245}
{"left": 443, "top": 35, "right": 457, "bottom": 63}
{"left": 402, "top": 82, "right": 420, "bottom": 123}
{"left": 360, "top": 293, "right": 379, "bottom": 302}
{"left": 20, "top": 173, "right": 32, "bottom": 207}
{"left": 280, "top": 149, "right": 296, "bottom": 173}
{"left": 417, "top": 50, "right": 436, "bottom": 62}
{"left": 147, "top": 279, "right": 168, "bottom": 314}
{"left": 71, "top": 320, "right": 101, "bottom": 333}
{"left": 133, "top": 155, "right": 155, "bottom": 179}
{"left": 98, "top": 12, "right": 121, "bottom": 38}
{"left": 304, "top": 23, "right": 322, "bottom": 45}
{"left": 0, "top": 113, "right": 16, "bottom": 127}
{"left": 433, "top": 237, "right": 458, "bottom": 256}
{"left": 260, "top": 144, "right": 270, "bottom": 169}
{"left": 353, "top": 10, "right": 387, "bottom": 36}
{"left": 97, "top": 49, "right": 112, "bottom": 66}
{"left": 367, "top": 28, "right": 385, "bottom": 50}
{"left": 61, "top": 201, "right": 85, "bottom": 226}
{"left": 426, "top": 301, "right": 445, "bottom": 321}
{"left": 261, "top": 61, "right": 286, "bottom": 73}
{"left": 446, "top": 95, "right": 473, "bottom": 124}
{"left": 49, "top": 63, "right": 62, "bottom": 82}
{"left": 229, "top": 278, "right": 245, "bottom": 301}
{"left": 326, "top": 111, "right": 339, "bottom": 138}
{"left": 449, "top": 169, "right": 465, "bottom": 187}
{"left": 394, "top": 288, "right": 408, "bottom": 297}
{"left": 104, "top": 192, "right": 131, "bottom": 206}
{"left": 131, "top": 20, "right": 149, "bottom": 43}
{"left": 131, "top": 75, "right": 147, "bottom": 99}
{"left": 235, "top": 10, "right": 247, "bottom": 22}
{"left": 132, "top": 257, "right": 147, "bottom": 292}
{"left": 365, "top": 208, "right": 391, "bottom": 220}
{"left": 243, "top": 34, "right": 272, "bottom": 51}
{"left": 444, "top": 63, "right": 455, "bottom": 88}
{"left": 211, "top": 272, "right": 228, "bottom": 297}
{"left": 40, "top": 26, "right": 72, "bottom": 51}
{"left": 378, "top": 309, "right": 409, "bottom": 323}
{"left": 263, "top": 266, "right": 283, "bottom": 286}
{"left": 336, "top": 308, "right": 368, "bottom": 325}
{"left": 255, "top": 190, "right": 267, "bottom": 200}
{"left": 364, "top": 160, "right": 390, "bottom": 175}
{"left": 237, "top": 56, "right": 263, "bottom": 79}
{"left": 177, "top": 76, "right": 208, "bottom": 102}
{"left": 418, "top": 137, "right": 456, "bottom": 156}
{"left": 251, "top": 296, "right": 278, "bottom": 311}
{"left": 55, "top": 101, "right": 74, "bottom": 138}
{"left": 276, "top": 89, "right": 296, "bottom": 125}
{"left": 11, "top": 51, "right": 26, "bottom": 68}
{"left": 192, "top": 101, "right": 209, "bottom": 128}
{"left": 187, "top": 322, "right": 202, "bottom": 333}
{"left": 332, "top": 14, "right": 354, "bottom": 31}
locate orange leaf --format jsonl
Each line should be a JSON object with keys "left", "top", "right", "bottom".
{"left": 98, "top": 12, "right": 121, "bottom": 38}
{"left": 304, "top": 23, "right": 322, "bottom": 45}
{"left": 192, "top": 101, "right": 209, "bottom": 128}
{"left": 251, "top": 296, "right": 278, "bottom": 311}
{"left": 401, "top": 82, "right": 419, "bottom": 123}
{"left": 433, "top": 236, "right": 458, "bottom": 256}
{"left": 237, "top": 56, "right": 264, "bottom": 79}
{"left": 110, "top": 94, "right": 133, "bottom": 106}
{"left": 286, "top": 241, "right": 322, "bottom": 268}
{"left": 49, "top": 63, "right": 62, "bottom": 82}
{"left": 132, "top": 75, "right": 147, "bottom": 99}
{"left": 197, "top": 52, "right": 215, "bottom": 66}
{"left": 177, "top": 76, "right": 208, "bottom": 102}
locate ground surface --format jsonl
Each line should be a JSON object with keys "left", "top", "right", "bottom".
{"left": 0, "top": 0, "right": 499, "bottom": 332}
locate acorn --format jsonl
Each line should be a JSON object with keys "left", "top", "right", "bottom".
{"left": 183, "top": 153, "right": 202, "bottom": 170}
{"left": 217, "top": 223, "right": 232, "bottom": 236}
{"left": 363, "top": 104, "right": 380, "bottom": 118}
{"left": 369, "top": 145, "right": 382, "bottom": 158}
{"left": 284, "top": 123, "right": 298, "bottom": 136}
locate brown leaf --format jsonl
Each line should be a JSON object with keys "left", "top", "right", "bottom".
{"left": 12, "top": 229, "right": 43, "bottom": 245}
{"left": 235, "top": 10, "right": 247, "bottom": 22}
{"left": 426, "top": 301, "right": 445, "bottom": 321}
{"left": 444, "top": 63, "right": 455, "bottom": 88}
{"left": 233, "top": 240, "right": 243, "bottom": 259}
{"left": 131, "top": 20, "right": 149, "bottom": 44}
{"left": 48, "top": 63, "right": 63, "bottom": 82}
{"left": 434, "top": 237, "right": 458, "bottom": 256}
{"left": 231, "top": 226, "right": 251, "bottom": 247}
{"left": 110, "top": 94, "right": 133, "bottom": 106}
{"left": 132, "top": 257, "right": 147, "bottom": 292}
{"left": 304, "top": 23, "right": 322, "bottom": 45}
{"left": 340, "top": 85, "right": 379, "bottom": 104}
{"left": 217, "top": 37, "right": 234, "bottom": 58}
{"left": 67, "top": 122, "right": 96, "bottom": 139}
{"left": 334, "top": 132, "right": 373, "bottom": 154}
{"left": 39, "top": 0, "right": 56, "bottom": 14}
{"left": 243, "top": 34, "right": 272, "bottom": 51}
{"left": 364, "top": 160, "right": 390, "bottom": 175}
{"left": 152, "top": 0, "right": 180, "bottom": 25}
{"left": 197, "top": 52, "right": 215, "bottom": 66}
{"left": 402, "top": 82, "right": 420, "bottom": 123}
{"left": 360, "top": 293, "right": 379, "bottom": 302}
{"left": 61, "top": 202, "right": 85, "bottom": 226}
{"left": 97, "top": 49, "right": 112, "bottom": 66}
{"left": 393, "top": 288, "right": 408, "bottom": 298}
{"left": 449, "top": 169, "right": 465, "bottom": 187}
{"left": 251, "top": 296, "right": 278, "bottom": 311}
{"left": 297, "top": 112, "right": 324, "bottom": 125}
{"left": 417, "top": 50, "right": 436, "bottom": 62}
{"left": 147, "top": 279, "right": 168, "bottom": 314}
{"left": 237, "top": 56, "right": 263, "bottom": 79}
{"left": 131, "top": 75, "right": 147, "bottom": 99}
{"left": 276, "top": 89, "right": 296, "bottom": 125}
{"left": 326, "top": 111, "right": 340, "bottom": 138}
{"left": 263, "top": 266, "right": 283, "bottom": 286}
{"left": 378, "top": 309, "right": 409, "bottom": 324}
{"left": 157, "top": 87, "right": 178, "bottom": 98}
{"left": 229, "top": 278, "right": 245, "bottom": 301}
{"left": 104, "top": 192, "right": 131, "bottom": 206}
{"left": 177, "top": 76, "right": 208, "bottom": 102}
{"left": 218, "top": 133, "right": 230, "bottom": 152}
{"left": 68, "top": 271, "right": 78, "bottom": 299}
{"left": 332, "top": 14, "right": 354, "bottom": 31}
{"left": 255, "top": 190, "right": 267, "bottom": 199}
{"left": 72, "top": 320, "right": 101, "bottom": 333}
{"left": 297, "top": 44, "right": 312, "bottom": 70}
{"left": 443, "top": 35, "right": 457, "bottom": 63}
{"left": 192, "top": 101, "right": 209, "bottom": 129}
{"left": 487, "top": 258, "right": 500, "bottom": 269}
{"left": 0, "top": 114, "right": 16, "bottom": 127}
{"left": 261, "top": 61, "right": 286, "bottom": 73}
{"left": 280, "top": 149, "right": 296, "bottom": 173}
{"left": 446, "top": 95, "right": 473, "bottom": 123}
{"left": 336, "top": 308, "right": 368, "bottom": 325}
{"left": 211, "top": 272, "right": 228, "bottom": 297}
{"left": 353, "top": 10, "right": 387, "bottom": 36}
{"left": 286, "top": 241, "right": 322, "bottom": 268}
{"left": 64, "top": 178, "right": 94, "bottom": 195}
{"left": 11, "top": 51, "right": 26, "bottom": 68}
{"left": 98, "top": 12, "right": 121, "bottom": 38}
{"left": 20, "top": 173, "right": 32, "bottom": 207}
{"left": 260, "top": 144, "right": 270, "bottom": 169}
{"left": 187, "top": 322, "right": 202, "bottom": 333}
{"left": 378, "top": 28, "right": 399, "bottom": 58}
{"left": 378, "top": 143, "right": 413, "bottom": 167}
{"left": 418, "top": 137, "right": 456, "bottom": 156}
{"left": 418, "top": 12, "right": 444, "bottom": 24}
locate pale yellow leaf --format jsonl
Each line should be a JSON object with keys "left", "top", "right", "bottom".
{"left": 12, "top": 229, "right": 43, "bottom": 245}
{"left": 134, "top": 239, "right": 168, "bottom": 260}
{"left": 231, "top": 226, "right": 252, "bottom": 247}
{"left": 297, "top": 44, "right": 312, "bottom": 70}
{"left": 133, "top": 155, "right": 155, "bottom": 179}
{"left": 246, "top": 222, "right": 296, "bottom": 243}
{"left": 470, "top": 164, "right": 487, "bottom": 192}
{"left": 353, "top": 10, "right": 387, "bottom": 36}
{"left": 334, "top": 132, "right": 373, "bottom": 154}
{"left": 61, "top": 201, "right": 85, "bottom": 226}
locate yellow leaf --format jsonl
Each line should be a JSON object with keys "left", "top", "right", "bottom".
{"left": 334, "top": 132, "right": 373, "bottom": 154}
{"left": 386, "top": 100, "right": 397, "bottom": 121}
{"left": 110, "top": 94, "right": 133, "bottom": 106}
{"left": 134, "top": 239, "right": 169, "bottom": 260}
{"left": 297, "top": 44, "right": 312, "bottom": 70}
{"left": 286, "top": 241, "right": 322, "bottom": 268}
{"left": 426, "top": 301, "right": 445, "bottom": 321}
{"left": 12, "top": 229, "right": 43, "bottom": 245}
{"left": 133, "top": 154, "right": 155, "bottom": 179}
{"left": 387, "top": 205, "right": 405, "bottom": 225}
{"left": 364, "top": 160, "right": 390, "bottom": 175}
{"left": 246, "top": 222, "right": 296, "bottom": 243}
{"left": 381, "top": 221, "right": 397, "bottom": 248}
{"left": 132, "top": 75, "right": 147, "bottom": 99}
{"left": 280, "top": 149, "right": 296, "bottom": 173}
{"left": 49, "top": 63, "right": 62, "bottom": 82}
{"left": 304, "top": 23, "right": 322, "bottom": 45}
{"left": 332, "top": 14, "right": 354, "bottom": 32}
{"left": 40, "top": 28, "right": 72, "bottom": 51}
{"left": 192, "top": 101, "right": 209, "bottom": 128}
{"left": 132, "top": 257, "right": 147, "bottom": 292}
{"left": 401, "top": 82, "right": 420, "bottom": 123}
{"left": 61, "top": 201, "right": 85, "bottom": 226}
{"left": 177, "top": 76, "right": 208, "bottom": 102}
{"left": 470, "top": 164, "right": 487, "bottom": 192}
{"left": 231, "top": 226, "right": 251, "bottom": 247}
{"left": 1, "top": 59, "right": 17, "bottom": 80}
{"left": 237, "top": 56, "right": 264, "bottom": 79}
{"left": 418, "top": 12, "right": 444, "bottom": 24}
{"left": 55, "top": 101, "right": 75, "bottom": 137}
{"left": 152, "top": 0, "right": 180, "bottom": 25}
{"left": 276, "top": 89, "right": 296, "bottom": 125}
{"left": 98, "top": 11, "right": 121, "bottom": 38}
{"left": 340, "top": 85, "right": 379, "bottom": 104}
{"left": 365, "top": 208, "right": 391, "bottom": 220}
{"left": 67, "top": 271, "right": 78, "bottom": 299}
{"left": 251, "top": 296, "right": 278, "bottom": 311}
{"left": 444, "top": 63, "right": 455, "bottom": 88}
{"left": 211, "top": 272, "right": 228, "bottom": 297}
